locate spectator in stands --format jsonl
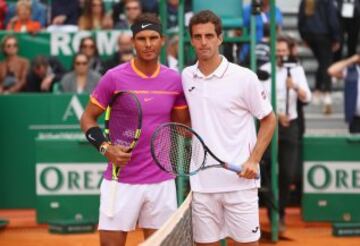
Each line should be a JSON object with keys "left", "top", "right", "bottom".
{"left": 243, "top": 24, "right": 271, "bottom": 68}
{"left": 101, "top": 12, "right": 114, "bottom": 30}
{"left": 7, "top": 1, "right": 41, "bottom": 33}
{"left": 101, "top": 33, "right": 133, "bottom": 74}
{"left": 166, "top": 0, "right": 180, "bottom": 31}
{"left": 333, "top": 0, "right": 360, "bottom": 61}
{"left": 60, "top": 53, "right": 101, "bottom": 93}
{"left": 288, "top": 34, "right": 309, "bottom": 208}
{"left": 261, "top": 36, "right": 312, "bottom": 233}
{"left": 166, "top": 35, "right": 179, "bottom": 71}
{"left": 79, "top": 36, "right": 103, "bottom": 74}
{"left": 26, "top": 56, "right": 67, "bottom": 92}
{"left": 111, "top": 1, "right": 124, "bottom": 25}
{"left": 5, "top": 0, "right": 47, "bottom": 28}
{"left": 78, "top": 0, "right": 106, "bottom": 30}
{"left": 140, "top": 0, "right": 158, "bottom": 14}
{"left": 239, "top": 0, "right": 283, "bottom": 63}
{"left": 0, "top": 35, "right": 29, "bottom": 94}
{"left": 48, "top": 0, "right": 81, "bottom": 32}
{"left": 298, "top": 0, "right": 341, "bottom": 114}
{"left": 114, "top": 0, "right": 142, "bottom": 29}
{"left": 328, "top": 54, "right": 360, "bottom": 133}
{"left": 0, "top": 1, "right": 7, "bottom": 30}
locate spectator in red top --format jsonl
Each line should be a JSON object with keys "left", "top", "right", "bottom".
{"left": 0, "top": 1, "right": 7, "bottom": 29}
{"left": 6, "top": 1, "right": 41, "bottom": 33}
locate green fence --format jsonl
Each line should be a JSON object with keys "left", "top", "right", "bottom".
{"left": 35, "top": 137, "right": 104, "bottom": 223}
{"left": 302, "top": 135, "right": 360, "bottom": 222}
{"left": 0, "top": 94, "right": 104, "bottom": 208}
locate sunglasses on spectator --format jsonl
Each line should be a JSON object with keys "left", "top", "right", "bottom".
{"left": 121, "top": 49, "right": 133, "bottom": 55}
{"left": 75, "top": 61, "right": 88, "bottom": 66}
{"left": 6, "top": 43, "right": 18, "bottom": 48}
{"left": 126, "top": 6, "right": 140, "bottom": 11}
{"left": 82, "top": 44, "right": 95, "bottom": 49}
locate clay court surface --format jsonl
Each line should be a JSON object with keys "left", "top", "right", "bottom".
{"left": 0, "top": 208, "right": 359, "bottom": 246}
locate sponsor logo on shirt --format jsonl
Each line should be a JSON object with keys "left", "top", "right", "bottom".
{"left": 261, "top": 91, "right": 267, "bottom": 100}
{"left": 188, "top": 86, "right": 196, "bottom": 92}
{"left": 144, "top": 97, "right": 154, "bottom": 102}
{"left": 252, "top": 226, "right": 259, "bottom": 233}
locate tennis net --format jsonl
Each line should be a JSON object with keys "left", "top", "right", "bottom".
{"left": 140, "top": 192, "right": 193, "bottom": 246}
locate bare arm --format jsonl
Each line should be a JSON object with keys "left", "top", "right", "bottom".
{"left": 328, "top": 54, "right": 360, "bottom": 79}
{"left": 240, "top": 111, "right": 277, "bottom": 179}
{"left": 80, "top": 102, "right": 131, "bottom": 166}
{"left": 171, "top": 107, "right": 190, "bottom": 126}
{"left": 80, "top": 102, "right": 104, "bottom": 132}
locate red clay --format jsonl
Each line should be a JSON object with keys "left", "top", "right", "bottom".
{"left": 0, "top": 208, "right": 359, "bottom": 246}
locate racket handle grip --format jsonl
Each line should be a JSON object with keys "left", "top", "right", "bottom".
{"left": 105, "top": 180, "right": 118, "bottom": 218}
{"left": 226, "top": 163, "right": 260, "bottom": 179}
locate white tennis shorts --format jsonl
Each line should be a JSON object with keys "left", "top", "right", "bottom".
{"left": 98, "top": 179, "right": 177, "bottom": 231}
{"left": 192, "top": 188, "right": 260, "bottom": 243}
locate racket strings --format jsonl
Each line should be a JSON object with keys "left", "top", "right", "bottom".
{"left": 152, "top": 125, "right": 204, "bottom": 176}
{"left": 108, "top": 94, "right": 140, "bottom": 148}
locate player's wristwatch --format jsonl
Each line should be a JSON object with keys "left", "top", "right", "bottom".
{"left": 99, "top": 142, "right": 111, "bottom": 155}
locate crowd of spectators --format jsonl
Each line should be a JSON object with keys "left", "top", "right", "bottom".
{"left": 0, "top": 0, "right": 358, "bottom": 119}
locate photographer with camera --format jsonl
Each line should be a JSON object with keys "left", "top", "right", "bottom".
{"left": 260, "top": 35, "right": 311, "bottom": 232}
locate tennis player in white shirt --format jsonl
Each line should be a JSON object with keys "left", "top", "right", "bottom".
{"left": 182, "top": 10, "right": 276, "bottom": 246}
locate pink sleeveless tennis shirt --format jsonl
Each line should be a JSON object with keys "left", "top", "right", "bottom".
{"left": 91, "top": 60, "right": 187, "bottom": 184}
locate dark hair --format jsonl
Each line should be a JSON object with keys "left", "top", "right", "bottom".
{"left": 124, "top": 0, "right": 142, "bottom": 9}
{"left": 276, "top": 35, "right": 291, "bottom": 48}
{"left": 80, "top": 0, "right": 105, "bottom": 30}
{"left": 1, "top": 35, "right": 17, "bottom": 55}
{"left": 79, "top": 36, "right": 99, "bottom": 57}
{"left": 277, "top": 34, "right": 299, "bottom": 51}
{"left": 189, "top": 10, "right": 222, "bottom": 37}
{"left": 72, "top": 53, "right": 89, "bottom": 69}
{"left": 133, "top": 13, "right": 161, "bottom": 27}
{"left": 277, "top": 35, "right": 298, "bottom": 62}
{"left": 263, "top": 24, "right": 270, "bottom": 38}
{"left": 32, "top": 56, "right": 49, "bottom": 70}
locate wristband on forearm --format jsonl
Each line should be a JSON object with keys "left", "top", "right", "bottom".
{"left": 85, "top": 126, "right": 107, "bottom": 150}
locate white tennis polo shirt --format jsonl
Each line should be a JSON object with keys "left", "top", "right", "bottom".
{"left": 182, "top": 56, "right": 272, "bottom": 193}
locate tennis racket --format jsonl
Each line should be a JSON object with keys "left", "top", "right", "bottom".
{"left": 151, "top": 122, "right": 259, "bottom": 178}
{"left": 104, "top": 91, "right": 142, "bottom": 218}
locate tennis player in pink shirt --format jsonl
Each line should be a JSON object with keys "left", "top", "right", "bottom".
{"left": 80, "top": 13, "right": 189, "bottom": 246}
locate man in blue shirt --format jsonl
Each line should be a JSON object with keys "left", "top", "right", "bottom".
{"left": 239, "top": 0, "right": 283, "bottom": 63}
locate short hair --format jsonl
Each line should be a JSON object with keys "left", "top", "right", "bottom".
{"left": 276, "top": 35, "right": 291, "bottom": 48}
{"left": 32, "top": 56, "right": 49, "bottom": 70}
{"left": 133, "top": 13, "right": 161, "bottom": 27}
{"left": 124, "top": 0, "right": 142, "bottom": 8}
{"left": 189, "top": 10, "right": 222, "bottom": 37}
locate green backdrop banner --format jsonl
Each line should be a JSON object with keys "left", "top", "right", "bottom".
{"left": 0, "top": 30, "right": 129, "bottom": 69}
{"left": 0, "top": 94, "right": 105, "bottom": 208}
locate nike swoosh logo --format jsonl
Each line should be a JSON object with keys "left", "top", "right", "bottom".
{"left": 141, "top": 23, "right": 152, "bottom": 29}
{"left": 144, "top": 97, "right": 153, "bottom": 102}
{"left": 252, "top": 226, "right": 259, "bottom": 233}
{"left": 88, "top": 134, "right": 95, "bottom": 141}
